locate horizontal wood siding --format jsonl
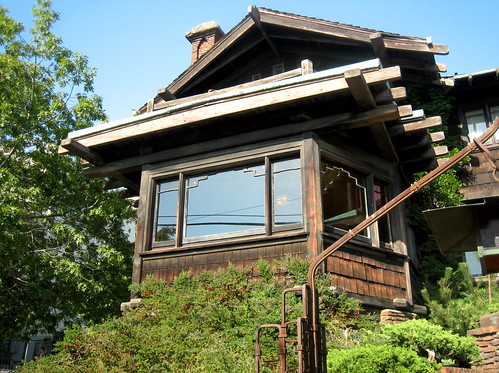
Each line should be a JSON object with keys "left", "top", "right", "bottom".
{"left": 141, "top": 241, "right": 307, "bottom": 283}
{"left": 326, "top": 248, "right": 407, "bottom": 300}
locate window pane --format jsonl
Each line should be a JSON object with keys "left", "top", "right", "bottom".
{"left": 184, "top": 165, "right": 265, "bottom": 238}
{"left": 465, "top": 109, "right": 487, "bottom": 141}
{"left": 374, "top": 182, "right": 391, "bottom": 243}
{"left": 155, "top": 180, "right": 179, "bottom": 242}
{"left": 273, "top": 158, "right": 302, "bottom": 226}
{"left": 321, "top": 161, "right": 367, "bottom": 234}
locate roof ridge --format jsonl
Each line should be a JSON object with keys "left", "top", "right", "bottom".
{"left": 256, "top": 6, "right": 424, "bottom": 41}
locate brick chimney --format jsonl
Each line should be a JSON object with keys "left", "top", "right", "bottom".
{"left": 185, "top": 21, "right": 224, "bottom": 65}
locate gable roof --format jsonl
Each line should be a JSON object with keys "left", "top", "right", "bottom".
{"left": 152, "top": 6, "right": 447, "bottom": 106}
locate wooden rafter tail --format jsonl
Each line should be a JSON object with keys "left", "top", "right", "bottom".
{"left": 389, "top": 116, "right": 442, "bottom": 137}
{"left": 395, "top": 131, "right": 445, "bottom": 151}
{"left": 400, "top": 145, "right": 448, "bottom": 164}
{"left": 374, "top": 87, "right": 406, "bottom": 105}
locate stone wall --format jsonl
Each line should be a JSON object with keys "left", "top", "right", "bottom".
{"left": 467, "top": 312, "right": 499, "bottom": 371}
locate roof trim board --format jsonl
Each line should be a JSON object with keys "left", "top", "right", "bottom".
{"left": 63, "top": 59, "right": 383, "bottom": 142}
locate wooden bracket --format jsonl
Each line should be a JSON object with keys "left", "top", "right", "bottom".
{"left": 59, "top": 138, "right": 103, "bottom": 165}
{"left": 249, "top": 6, "right": 279, "bottom": 55}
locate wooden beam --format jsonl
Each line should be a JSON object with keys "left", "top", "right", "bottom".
{"left": 389, "top": 116, "right": 442, "bottom": 136}
{"left": 374, "top": 87, "right": 406, "bottom": 104}
{"left": 157, "top": 88, "right": 176, "bottom": 101}
{"left": 249, "top": 5, "right": 279, "bottom": 55}
{"left": 395, "top": 131, "right": 445, "bottom": 151}
{"left": 301, "top": 59, "right": 314, "bottom": 75}
{"left": 398, "top": 105, "right": 413, "bottom": 118}
{"left": 370, "top": 33, "right": 390, "bottom": 67}
{"left": 64, "top": 66, "right": 403, "bottom": 151}
{"left": 400, "top": 145, "right": 448, "bottom": 163}
{"left": 345, "top": 68, "right": 398, "bottom": 161}
{"left": 345, "top": 68, "right": 376, "bottom": 110}
{"left": 82, "top": 105, "right": 402, "bottom": 179}
{"left": 59, "top": 138, "right": 104, "bottom": 165}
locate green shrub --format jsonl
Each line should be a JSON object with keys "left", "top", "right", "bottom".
{"left": 364, "top": 319, "right": 480, "bottom": 367}
{"left": 327, "top": 344, "right": 440, "bottom": 373}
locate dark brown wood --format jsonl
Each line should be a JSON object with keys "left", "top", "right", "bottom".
{"left": 59, "top": 138, "right": 103, "bottom": 165}
{"left": 389, "top": 116, "right": 442, "bottom": 136}
{"left": 249, "top": 5, "right": 280, "bottom": 55}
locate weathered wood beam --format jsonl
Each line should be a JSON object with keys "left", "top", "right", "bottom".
{"left": 389, "top": 116, "right": 442, "bottom": 136}
{"left": 59, "top": 138, "right": 103, "bottom": 165}
{"left": 395, "top": 132, "right": 445, "bottom": 151}
{"left": 301, "top": 59, "right": 314, "bottom": 75}
{"left": 157, "top": 88, "right": 176, "bottom": 101}
{"left": 155, "top": 67, "right": 302, "bottom": 112}
{"left": 398, "top": 105, "right": 413, "bottom": 118}
{"left": 64, "top": 66, "right": 403, "bottom": 151}
{"left": 345, "top": 68, "right": 398, "bottom": 161}
{"left": 345, "top": 68, "right": 376, "bottom": 110}
{"left": 400, "top": 145, "right": 448, "bottom": 164}
{"left": 374, "top": 87, "right": 406, "bottom": 104}
{"left": 249, "top": 5, "right": 279, "bottom": 55}
{"left": 370, "top": 33, "right": 390, "bottom": 67}
{"left": 83, "top": 104, "right": 402, "bottom": 179}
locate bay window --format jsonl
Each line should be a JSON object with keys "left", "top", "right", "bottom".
{"left": 320, "top": 158, "right": 392, "bottom": 246}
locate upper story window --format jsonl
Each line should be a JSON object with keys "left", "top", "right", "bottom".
{"left": 272, "top": 62, "right": 284, "bottom": 75}
{"left": 320, "top": 158, "right": 391, "bottom": 246}
{"left": 152, "top": 156, "right": 303, "bottom": 248}
{"left": 464, "top": 103, "right": 499, "bottom": 144}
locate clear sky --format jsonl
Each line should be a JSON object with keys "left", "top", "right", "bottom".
{"left": 3, "top": 0, "right": 499, "bottom": 122}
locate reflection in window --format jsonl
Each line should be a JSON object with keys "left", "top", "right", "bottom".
{"left": 155, "top": 180, "right": 179, "bottom": 242}
{"left": 374, "top": 181, "right": 391, "bottom": 243}
{"left": 184, "top": 165, "right": 266, "bottom": 239}
{"left": 273, "top": 159, "right": 302, "bottom": 227}
{"left": 321, "top": 161, "right": 367, "bottom": 235}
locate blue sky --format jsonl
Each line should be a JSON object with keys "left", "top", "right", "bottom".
{"left": 3, "top": 0, "right": 499, "bottom": 122}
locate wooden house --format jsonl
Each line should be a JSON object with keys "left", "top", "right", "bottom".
{"left": 424, "top": 69, "right": 499, "bottom": 274}
{"left": 59, "top": 7, "right": 452, "bottom": 312}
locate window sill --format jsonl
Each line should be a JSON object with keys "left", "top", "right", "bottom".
{"left": 141, "top": 229, "right": 309, "bottom": 257}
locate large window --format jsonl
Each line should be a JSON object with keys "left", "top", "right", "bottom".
{"left": 320, "top": 158, "right": 391, "bottom": 245}
{"left": 152, "top": 157, "right": 302, "bottom": 247}
{"left": 464, "top": 104, "right": 499, "bottom": 144}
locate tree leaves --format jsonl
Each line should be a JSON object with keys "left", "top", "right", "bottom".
{"left": 0, "top": 0, "right": 135, "bottom": 340}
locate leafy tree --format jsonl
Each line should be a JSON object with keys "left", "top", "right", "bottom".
{"left": 0, "top": 0, "right": 135, "bottom": 341}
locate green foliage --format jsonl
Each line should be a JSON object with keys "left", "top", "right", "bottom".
{"left": 327, "top": 344, "right": 440, "bottom": 373}
{"left": 364, "top": 319, "right": 479, "bottom": 367}
{"left": 422, "top": 263, "right": 499, "bottom": 336}
{"left": 0, "top": 0, "right": 135, "bottom": 340}
{"left": 18, "top": 259, "right": 371, "bottom": 372}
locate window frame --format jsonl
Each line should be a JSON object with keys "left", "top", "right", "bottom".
{"left": 319, "top": 146, "right": 394, "bottom": 249}
{"left": 144, "top": 144, "right": 305, "bottom": 251}
{"left": 461, "top": 101, "right": 499, "bottom": 146}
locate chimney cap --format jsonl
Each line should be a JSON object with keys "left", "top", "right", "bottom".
{"left": 185, "top": 21, "right": 224, "bottom": 42}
